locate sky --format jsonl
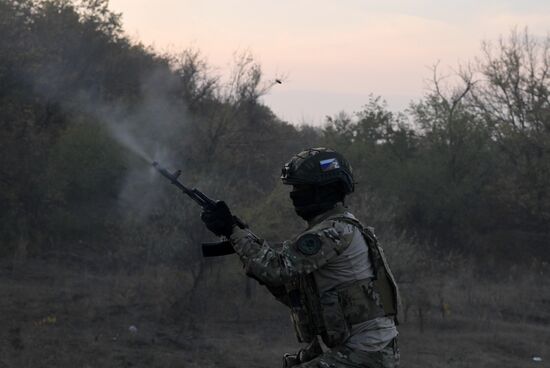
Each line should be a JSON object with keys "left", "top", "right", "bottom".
{"left": 108, "top": 0, "right": 550, "bottom": 125}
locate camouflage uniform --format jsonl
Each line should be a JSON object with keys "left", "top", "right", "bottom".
{"left": 296, "top": 343, "right": 399, "bottom": 368}
{"left": 230, "top": 204, "right": 401, "bottom": 368}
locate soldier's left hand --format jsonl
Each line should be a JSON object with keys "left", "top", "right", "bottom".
{"left": 201, "top": 201, "right": 236, "bottom": 237}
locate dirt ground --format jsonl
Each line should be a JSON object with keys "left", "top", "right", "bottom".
{"left": 1, "top": 258, "right": 548, "bottom": 368}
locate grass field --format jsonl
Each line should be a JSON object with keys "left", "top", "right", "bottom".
{"left": 1, "top": 258, "right": 548, "bottom": 368}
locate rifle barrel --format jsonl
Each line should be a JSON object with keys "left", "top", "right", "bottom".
{"left": 151, "top": 160, "right": 240, "bottom": 257}
{"left": 152, "top": 161, "right": 210, "bottom": 208}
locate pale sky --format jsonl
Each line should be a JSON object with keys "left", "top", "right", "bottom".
{"left": 108, "top": 0, "right": 550, "bottom": 125}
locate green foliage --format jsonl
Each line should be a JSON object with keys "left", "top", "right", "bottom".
{"left": 323, "top": 70, "right": 549, "bottom": 261}
{"left": 45, "top": 121, "right": 125, "bottom": 241}
{"left": 0, "top": 0, "right": 548, "bottom": 268}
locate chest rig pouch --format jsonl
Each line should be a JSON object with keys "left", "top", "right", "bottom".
{"left": 286, "top": 274, "right": 323, "bottom": 343}
{"left": 338, "top": 216, "right": 402, "bottom": 323}
{"left": 285, "top": 216, "right": 401, "bottom": 347}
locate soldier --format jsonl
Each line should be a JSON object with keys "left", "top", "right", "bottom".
{"left": 201, "top": 148, "right": 401, "bottom": 368}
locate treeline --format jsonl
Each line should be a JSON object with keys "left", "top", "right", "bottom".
{"left": 1, "top": 0, "right": 549, "bottom": 271}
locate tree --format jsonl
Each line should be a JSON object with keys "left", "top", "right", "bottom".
{"left": 467, "top": 29, "right": 550, "bottom": 249}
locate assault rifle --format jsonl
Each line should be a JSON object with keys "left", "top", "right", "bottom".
{"left": 152, "top": 161, "right": 242, "bottom": 257}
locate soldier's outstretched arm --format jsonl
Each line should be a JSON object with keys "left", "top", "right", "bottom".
{"left": 229, "top": 220, "right": 354, "bottom": 287}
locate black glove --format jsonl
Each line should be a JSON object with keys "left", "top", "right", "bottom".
{"left": 201, "top": 201, "right": 236, "bottom": 237}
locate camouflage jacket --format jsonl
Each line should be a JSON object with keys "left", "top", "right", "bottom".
{"left": 229, "top": 204, "right": 399, "bottom": 351}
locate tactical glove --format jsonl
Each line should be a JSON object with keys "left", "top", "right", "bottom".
{"left": 201, "top": 201, "right": 236, "bottom": 238}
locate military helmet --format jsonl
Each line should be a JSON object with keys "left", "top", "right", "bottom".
{"left": 281, "top": 147, "right": 354, "bottom": 194}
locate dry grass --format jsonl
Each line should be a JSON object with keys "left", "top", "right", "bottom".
{"left": 0, "top": 257, "right": 548, "bottom": 368}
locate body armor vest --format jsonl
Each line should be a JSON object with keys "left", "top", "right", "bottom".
{"left": 285, "top": 215, "right": 401, "bottom": 347}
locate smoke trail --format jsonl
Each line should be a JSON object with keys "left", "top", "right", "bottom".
{"left": 64, "top": 65, "right": 189, "bottom": 167}
{"left": 44, "top": 65, "right": 196, "bottom": 223}
{"left": 107, "top": 122, "right": 154, "bottom": 164}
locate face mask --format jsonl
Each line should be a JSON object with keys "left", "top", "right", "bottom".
{"left": 289, "top": 184, "right": 344, "bottom": 221}
{"left": 289, "top": 188, "right": 316, "bottom": 208}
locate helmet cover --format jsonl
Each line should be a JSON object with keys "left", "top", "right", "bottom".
{"left": 281, "top": 147, "right": 354, "bottom": 194}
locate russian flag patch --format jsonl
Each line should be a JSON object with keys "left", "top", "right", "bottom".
{"left": 320, "top": 158, "right": 340, "bottom": 172}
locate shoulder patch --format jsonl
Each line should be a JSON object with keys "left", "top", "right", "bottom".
{"left": 296, "top": 233, "right": 322, "bottom": 255}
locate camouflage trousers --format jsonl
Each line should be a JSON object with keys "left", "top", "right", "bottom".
{"left": 290, "top": 339, "right": 399, "bottom": 368}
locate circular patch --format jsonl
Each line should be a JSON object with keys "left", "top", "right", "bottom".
{"left": 297, "top": 234, "right": 322, "bottom": 255}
